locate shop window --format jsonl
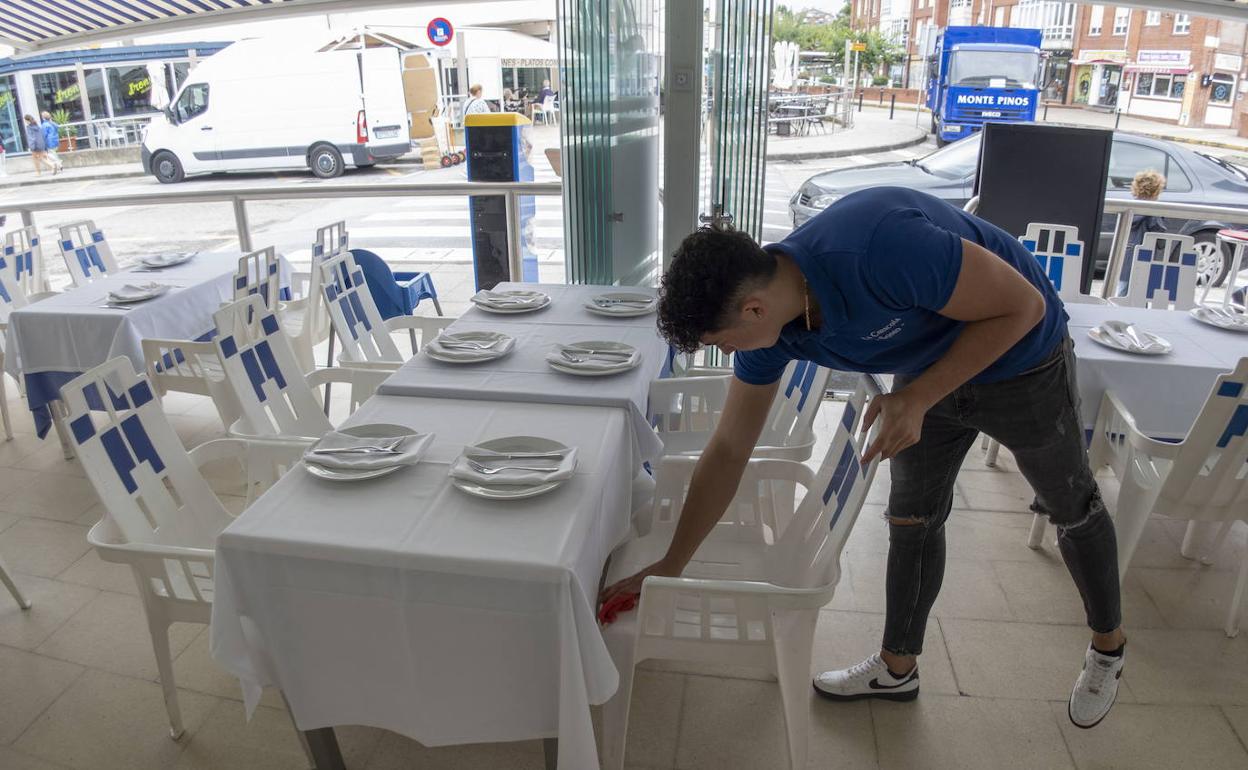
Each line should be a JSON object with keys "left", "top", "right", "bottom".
{"left": 1170, "top": 77, "right": 1185, "bottom": 99}
{"left": 1134, "top": 73, "right": 1153, "bottom": 96}
{"left": 33, "top": 70, "right": 85, "bottom": 122}
{"left": 1089, "top": 5, "right": 1103, "bottom": 35}
{"left": 1209, "top": 73, "right": 1234, "bottom": 104}
{"left": 107, "top": 65, "right": 154, "bottom": 117}
{"left": 1173, "top": 14, "right": 1190, "bottom": 34}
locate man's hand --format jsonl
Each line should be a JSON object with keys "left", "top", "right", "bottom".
{"left": 861, "top": 389, "right": 931, "bottom": 463}
{"left": 597, "top": 558, "right": 682, "bottom": 625}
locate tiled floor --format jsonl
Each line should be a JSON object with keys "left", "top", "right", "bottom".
{"left": 1, "top": 339, "right": 1246, "bottom": 769}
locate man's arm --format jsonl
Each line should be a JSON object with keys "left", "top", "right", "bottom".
{"left": 862, "top": 237, "right": 1047, "bottom": 462}
{"left": 598, "top": 376, "right": 780, "bottom": 606}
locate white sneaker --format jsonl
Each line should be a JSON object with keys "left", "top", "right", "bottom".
{"left": 813, "top": 653, "right": 919, "bottom": 702}
{"left": 1068, "top": 644, "right": 1124, "bottom": 728}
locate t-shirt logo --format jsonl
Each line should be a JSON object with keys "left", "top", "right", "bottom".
{"left": 862, "top": 317, "right": 904, "bottom": 341}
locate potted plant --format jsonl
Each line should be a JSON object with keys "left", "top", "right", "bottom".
{"left": 49, "top": 108, "right": 77, "bottom": 151}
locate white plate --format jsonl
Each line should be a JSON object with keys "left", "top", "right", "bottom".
{"left": 1190, "top": 306, "right": 1248, "bottom": 333}
{"left": 471, "top": 290, "right": 551, "bottom": 315}
{"left": 107, "top": 284, "right": 172, "bottom": 304}
{"left": 584, "top": 292, "right": 656, "bottom": 318}
{"left": 451, "top": 435, "right": 570, "bottom": 500}
{"left": 1086, "top": 325, "right": 1172, "bottom": 355}
{"left": 303, "top": 423, "right": 417, "bottom": 482}
{"left": 549, "top": 340, "right": 640, "bottom": 377}
{"left": 424, "top": 331, "right": 515, "bottom": 363}
{"left": 139, "top": 252, "right": 195, "bottom": 269}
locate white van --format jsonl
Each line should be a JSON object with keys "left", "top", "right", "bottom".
{"left": 142, "top": 38, "right": 409, "bottom": 183}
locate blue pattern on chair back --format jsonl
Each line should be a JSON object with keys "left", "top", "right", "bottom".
{"left": 1137, "top": 240, "right": 1197, "bottom": 304}
{"left": 63, "top": 238, "right": 107, "bottom": 277}
{"left": 1216, "top": 381, "right": 1248, "bottom": 449}
{"left": 69, "top": 378, "right": 163, "bottom": 495}
{"left": 322, "top": 262, "right": 374, "bottom": 341}
{"left": 0, "top": 257, "right": 11, "bottom": 304}
{"left": 217, "top": 311, "right": 288, "bottom": 403}
{"left": 3, "top": 241, "right": 33, "bottom": 283}
{"left": 784, "top": 360, "right": 818, "bottom": 412}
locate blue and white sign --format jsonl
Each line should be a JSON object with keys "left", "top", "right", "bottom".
{"left": 427, "top": 18, "right": 454, "bottom": 47}
{"left": 953, "top": 93, "right": 1032, "bottom": 107}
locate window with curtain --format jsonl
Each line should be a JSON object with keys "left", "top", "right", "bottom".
{"left": 1112, "top": 7, "right": 1129, "bottom": 35}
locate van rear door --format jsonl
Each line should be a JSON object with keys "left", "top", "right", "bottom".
{"left": 358, "top": 48, "right": 409, "bottom": 160}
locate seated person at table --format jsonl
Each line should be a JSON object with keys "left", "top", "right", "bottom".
{"left": 1117, "top": 169, "right": 1168, "bottom": 296}
{"left": 601, "top": 187, "right": 1127, "bottom": 730}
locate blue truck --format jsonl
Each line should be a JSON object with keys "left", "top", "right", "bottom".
{"left": 925, "top": 26, "right": 1044, "bottom": 146}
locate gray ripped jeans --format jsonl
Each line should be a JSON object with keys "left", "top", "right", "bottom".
{"left": 882, "top": 336, "right": 1121, "bottom": 656}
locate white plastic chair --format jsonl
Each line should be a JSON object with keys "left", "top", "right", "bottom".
{"left": 57, "top": 220, "right": 119, "bottom": 287}
{"left": 319, "top": 251, "right": 448, "bottom": 370}
{"left": 233, "top": 245, "right": 282, "bottom": 308}
{"left": 649, "top": 360, "right": 834, "bottom": 461}
{"left": 1018, "top": 223, "right": 1105, "bottom": 306}
{"left": 1026, "top": 357, "right": 1248, "bottom": 637}
{"left": 141, "top": 338, "right": 241, "bottom": 431}
{"left": 600, "top": 376, "right": 882, "bottom": 770}
{"left": 1202, "top": 229, "right": 1247, "bottom": 312}
{"left": 4, "top": 225, "right": 48, "bottom": 295}
{"left": 533, "top": 95, "right": 558, "bottom": 125}
{"left": 63, "top": 357, "right": 303, "bottom": 739}
{"left": 213, "top": 295, "right": 386, "bottom": 442}
{"left": 280, "top": 222, "right": 343, "bottom": 373}
{"left": 1112, "top": 232, "right": 1199, "bottom": 311}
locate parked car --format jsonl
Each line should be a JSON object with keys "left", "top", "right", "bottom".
{"left": 142, "top": 38, "right": 409, "bottom": 183}
{"left": 790, "top": 129, "right": 1248, "bottom": 286}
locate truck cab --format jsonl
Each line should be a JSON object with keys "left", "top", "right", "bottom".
{"left": 926, "top": 27, "right": 1043, "bottom": 146}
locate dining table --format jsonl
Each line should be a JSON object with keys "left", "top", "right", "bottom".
{"left": 1065, "top": 302, "right": 1246, "bottom": 439}
{"left": 209, "top": 282, "right": 670, "bottom": 770}
{"left": 3, "top": 252, "right": 289, "bottom": 439}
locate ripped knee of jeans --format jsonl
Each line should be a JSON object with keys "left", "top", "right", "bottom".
{"left": 1053, "top": 490, "right": 1110, "bottom": 534}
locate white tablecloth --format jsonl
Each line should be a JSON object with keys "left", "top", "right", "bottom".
{"left": 1067, "top": 304, "right": 1245, "bottom": 439}
{"left": 210, "top": 395, "right": 639, "bottom": 769}
{"left": 379, "top": 282, "right": 668, "bottom": 461}
{"left": 2, "top": 252, "right": 284, "bottom": 380}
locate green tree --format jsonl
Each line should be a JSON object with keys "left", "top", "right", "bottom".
{"left": 771, "top": 5, "right": 903, "bottom": 72}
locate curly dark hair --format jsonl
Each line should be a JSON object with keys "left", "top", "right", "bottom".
{"left": 657, "top": 227, "right": 777, "bottom": 353}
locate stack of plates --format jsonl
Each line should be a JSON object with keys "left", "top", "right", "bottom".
{"left": 471, "top": 289, "right": 551, "bottom": 314}
{"left": 546, "top": 340, "right": 640, "bottom": 376}
{"left": 424, "top": 331, "right": 515, "bottom": 363}
{"left": 584, "top": 292, "right": 656, "bottom": 317}
{"left": 1086, "top": 320, "right": 1172, "bottom": 355}
{"left": 107, "top": 282, "right": 171, "bottom": 304}
{"left": 1190, "top": 306, "right": 1248, "bottom": 332}
{"left": 302, "top": 424, "right": 433, "bottom": 482}
{"left": 450, "top": 436, "right": 578, "bottom": 500}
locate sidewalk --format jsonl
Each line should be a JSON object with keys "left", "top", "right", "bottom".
{"left": 766, "top": 107, "right": 928, "bottom": 160}
{"left": 1038, "top": 104, "right": 1248, "bottom": 153}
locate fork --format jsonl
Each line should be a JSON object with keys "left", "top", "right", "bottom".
{"left": 466, "top": 458, "right": 561, "bottom": 474}
{"left": 437, "top": 338, "right": 501, "bottom": 350}
{"left": 593, "top": 297, "right": 652, "bottom": 306}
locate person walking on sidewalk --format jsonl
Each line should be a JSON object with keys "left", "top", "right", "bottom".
{"left": 39, "top": 111, "right": 64, "bottom": 174}
{"left": 23, "top": 115, "right": 49, "bottom": 176}
{"left": 600, "top": 186, "right": 1127, "bottom": 730}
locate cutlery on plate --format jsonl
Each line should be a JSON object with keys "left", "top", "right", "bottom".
{"left": 592, "top": 297, "right": 653, "bottom": 306}
{"left": 560, "top": 351, "right": 632, "bottom": 365}
{"left": 466, "top": 459, "right": 560, "bottom": 475}
{"left": 310, "top": 445, "right": 402, "bottom": 455}
{"left": 1122, "top": 324, "right": 1149, "bottom": 349}
{"left": 437, "top": 338, "right": 501, "bottom": 350}
{"left": 560, "top": 345, "right": 632, "bottom": 356}
{"left": 465, "top": 451, "right": 566, "bottom": 460}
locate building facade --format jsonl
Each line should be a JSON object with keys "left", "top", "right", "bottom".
{"left": 851, "top": 1, "right": 1247, "bottom": 128}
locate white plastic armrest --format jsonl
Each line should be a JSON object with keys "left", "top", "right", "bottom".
{"left": 648, "top": 374, "right": 733, "bottom": 403}
{"left": 141, "top": 337, "right": 215, "bottom": 359}
{"left": 305, "top": 365, "right": 388, "bottom": 391}
{"left": 88, "top": 526, "right": 215, "bottom": 565}
{"left": 382, "top": 315, "right": 436, "bottom": 332}
{"left": 188, "top": 436, "right": 307, "bottom": 470}
{"left": 1099, "top": 390, "right": 1182, "bottom": 460}
{"left": 640, "top": 575, "right": 831, "bottom": 611}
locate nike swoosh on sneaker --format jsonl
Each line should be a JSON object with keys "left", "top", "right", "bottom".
{"left": 867, "top": 671, "right": 917, "bottom": 690}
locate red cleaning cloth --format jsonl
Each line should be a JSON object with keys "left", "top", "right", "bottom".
{"left": 597, "top": 593, "right": 638, "bottom": 626}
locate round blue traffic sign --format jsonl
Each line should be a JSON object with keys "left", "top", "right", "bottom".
{"left": 428, "top": 18, "right": 454, "bottom": 47}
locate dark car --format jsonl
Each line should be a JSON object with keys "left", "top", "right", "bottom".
{"left": 790, "top": 130, "right": 1248, "bottom": 286}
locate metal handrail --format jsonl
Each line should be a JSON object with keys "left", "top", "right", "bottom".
{"left": 966, "top": 194, "right": 1247, "bottom": 299}
{"left": 0, "top": 179, "right": 563, "bottom": 282}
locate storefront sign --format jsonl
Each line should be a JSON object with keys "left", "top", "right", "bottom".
{"left": 0, "top": 92, "right": 12, "bottom": 110}
{"left": 954, "top": 93, "right": 1032, "bottom": 106}
{"left": 1214, "top": 53, "right": 1243, "bottom": 73}
{"left": 1137, "top": 50, "right": 1189, "bottom": 66}
{"left": 427, "top": 18, "right": 454, "bottom": 47}
{"left": 1076, "top": 50, "right": 1127, "bottom": 64}
{"left": 54, "top": 84, "right": 80, "bottom": 104}
{"left": 127, "top": 77, "right": 151, "bottom": 97}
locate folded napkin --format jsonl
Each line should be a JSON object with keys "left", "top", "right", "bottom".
{"left": 598, "top": 592, "right": 638, "bottom": 626}
{"left": 1098, "top": 321, "right": 1167, "bottom": 353}
{"left": 449, "top": 445, "right": 578, "bottom": 486}
{"left": 586, "top": 294, "right": 656, "bottom": 314}
{"left": 427, "top": 333, "right": 513, "bottom": 361}
{"left": 304, "top": 430, "right": 433, "bottom": 470}
{"left": 141, "top": 252, "right": 194, "bottom": 267}
{"left": 547, "top": 345, "right": 640, "bottom": 372}
{"left": 108, "top": 282, "right": 167, "bottom": 301}
{"left": 473, "top": 289, "right": 547, "bottom": 308}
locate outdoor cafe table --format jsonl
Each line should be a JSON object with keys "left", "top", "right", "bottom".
{"left": 376, "top": 282, "right": 669, "bottom": 460}
{"left": 209, "top": 395, "right": 642, "bottom": 770}
{"left": 1065, "top": 303, "right": 1246, "bottom": 440}
{"left": 2, "top": 252, "right": 288, "bottom": 438}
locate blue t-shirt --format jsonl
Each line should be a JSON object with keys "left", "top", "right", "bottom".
{"left": 734, "top": 187, "right": 1068, "bottom": 386}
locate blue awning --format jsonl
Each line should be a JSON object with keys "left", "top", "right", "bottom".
{"left": 0, "top": 42, "right": 230, "bottom": 76}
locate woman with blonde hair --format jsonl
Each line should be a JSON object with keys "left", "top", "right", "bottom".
{"left": 1117, "top": 169, "right": 1168, "bottom": 294}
